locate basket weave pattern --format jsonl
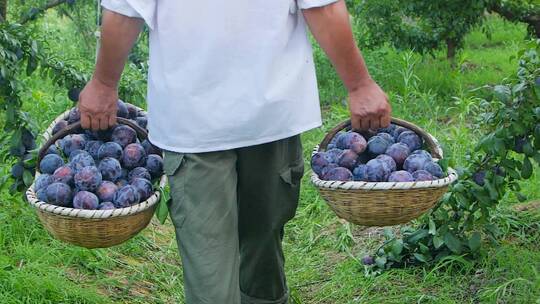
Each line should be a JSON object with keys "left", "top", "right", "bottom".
{"left": 311, "top": 118, "right": 458, "bottom": 227}
{"left": 25, "top": 109, "right": 166, "bottom": 248}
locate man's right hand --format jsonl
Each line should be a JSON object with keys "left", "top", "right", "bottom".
{"left": 78, "top": 77, "right": 118, "bottom": 131}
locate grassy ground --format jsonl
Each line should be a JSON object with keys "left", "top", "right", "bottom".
{"left": 1, "top": 15, "right": 540, "bottom": 304}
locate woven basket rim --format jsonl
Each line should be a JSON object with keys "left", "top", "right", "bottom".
{"left": 25, "top": 105, "right": 166, "bottom": 219}
{"left": 310, "top": 125, "right": 459, "bottom": 191}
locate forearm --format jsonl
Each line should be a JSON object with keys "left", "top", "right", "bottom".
{"left": 93, "top": 10, "right": 144, "bottom": 88}
{"left": 302, "top": 0, "right": 370, "bottom": 92}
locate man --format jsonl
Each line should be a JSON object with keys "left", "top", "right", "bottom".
{"left": 80, "top": 0, "right": 391, "bottom": 303}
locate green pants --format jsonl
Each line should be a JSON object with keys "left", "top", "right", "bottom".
{"left": 163, "top": 136, "right": 304, "bottom": 304}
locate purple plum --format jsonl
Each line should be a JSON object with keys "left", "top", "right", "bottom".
{"left": 473, "top": 171, "right": 486, "bottom": 186}
{"left": 392, "top": 126, "right": 409, "bottom": 141}
{"left": 131, "top": 177, "right": 153, "bottom": 201}
{"left": 378, "top": 124, "right": 397, "bottom": 134}
{"left": 52, "top": 120, "right": 68, "bottom": 135}
{"left": 367, "top": 136, "right": 391, "bottom": 156}
{"left": 388, "top": 170, "right": 414, "bottom": 182}
{"left": 145, "top": 154, "right": 163, "bottom": 178}
{"left": 60, "top": 134, "right": 86, "bottom": 157}
{"left": 135, "top": 117, "right": 148, "bottom": 129}
{"left": 98, "top": 142, "right": 123, "bottom": 160}
{"left": 34, "top": 174, "right": 53, "bottom": 191}
{"left": 385, "top": 143, "right": 410, "bottom": 168}
{"left": 98, "top": 202, "right": 116, "bottom": 210}
{"left": 142, "top": 139, "right": 162, "bottom": 156}
{"left": 411, "top": 149, "right": 433, "bottom": 160}
{"left": 412, "top": 170, "right": 435, "bottom": 181}
{"left": 67, "top": 107, "right": 80, "bottom": 124}
{"left": 70, "top": 152, "right": 96, "bottom": 173}
{"left": 325, "top": 149, "right": 344, "bottom": 164}
{"left": 336, "top": 132, "right": 367, "bottom": 153}
{"left": 52, "top": 165, "right": 74, "bottom": 185}
{"left": 322, "top": 167, "right": 353, "bottom": 181}
{"left": 96, "top": 181, "right": 118, "bottom": 202}
{"left": 74, "top": 166, "right": 102, "bottom": 192}
{"left": 85, "top": 140, "right": 104, "bottom": 160}
{"left": 377, "top": 132, "right": 395, "bottom": 145}
{"left": 321, "top": 163, "right": 339, "bottom": 178}
{"left": 311, "top": 152, "right": 330, "bottom": 176}
{"left": 424, "top": 161, "right": 444, "bottom": 178}
{"left": 403, "top": 154, "right": 431, "bottom": 173}
{"left": 338, "top": 149, "right": 359, "bottom": 169}
{"left": 361, "top": 255, "right": 375, "bottom": 265}
{"left": 98, "top": 157, "right": 123, "bottom": 182}
{"left": 122, "top": 143, "right": 147, "bottom": 169}
{"left": 117, "top": 100, "right": 129, "bottom": 118}
{"left": 39, "top": 154, "right": 65, "bottom": 174}
{"left": 352, "top": 164, "right": 368, "bottom": 181}
{"left": 73, "top": 191, "right": 99, "bottom": 210}
{"left": 126, "top": 103, "right": 139, "bottom": 119}
{"left": 113, "top": 185, "right": 140, "bottom": 208}
{"left": 376, "top": 154, "right": 397, "bottom": 172}
{"left": 36, "top": 188, "right": 48, "bottom": 202}
{"left": 366, "top": 159, "right": 391, "bottom": 182}
{"left": 398, "top": 131, "right": 423, "bottom": 152}
{"left": 45, "top": 145, "right": 60, "bottom": 156}
{"left": 111, "top": 125, "right": 137, "bottom": 148}
{"left": 45, "top": 182, "right": 73, "bottom": 207}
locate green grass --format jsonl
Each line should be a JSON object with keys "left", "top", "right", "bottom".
{"left": 1, "top": 14, "right": 540, "bottom": 304}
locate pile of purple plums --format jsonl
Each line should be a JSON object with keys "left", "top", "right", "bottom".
{"left": 34, "top": 102, "right": 163, "bottom": 210}
{"left": 311, "top": 123, "right": 446, "bottom": 182}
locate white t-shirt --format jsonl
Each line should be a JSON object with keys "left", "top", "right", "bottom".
{"left": 101, "top": 0, "right": 338, "bottom": 153}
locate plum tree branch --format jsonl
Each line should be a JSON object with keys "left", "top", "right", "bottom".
{"left": 19, "top": 0, "right": 68, "bottom": 24}
{"left": 489, "top": 2, "right": 540, "bottom": 38}
{"left": 0, "top": 0, "right": 7, "bottom": 22}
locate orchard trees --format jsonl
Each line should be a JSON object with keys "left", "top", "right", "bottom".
{"left": 357, "top": 0, "right": 488, "bottom": 60}
{"left": 354, "top": 0, "right": 540, "bottom": 61}
{"left": 367, "top": 41, "right": 540, "bottom": 272}
{"left": 0, "top": 0, "right": 147, "bottom": 192}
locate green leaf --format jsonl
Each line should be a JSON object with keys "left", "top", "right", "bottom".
{"left": 428, "top": 218, "right": 437, "bottom": 235}
{"left": 418, "top": 242, "right": 429, "bottom": 254}
{"left": 522, "top": 141, "right": 535, "bottom": 157}
{"left": 493, "top": 138, "right": 506, "bottom": 157}
{"left": 375, "top": 256, "right": 387, "bottom": 269}
{"left": 468, "top": 232, "right": 481, "bottom": 252}
{"left": 444, "top": 231, "right": 463, "bottom": 254}
{"left": 155, "top": 188, "right": 170, "bottom": 224}
{"left": 413, "top": 253, "right": 428, "bottom": 263}
{"left": 383, "top": 227, "right": 394, "bottom": 239}
{"left": 26, "top": 56, "right": 38, "bottom": 76}
{"left": 433, "top": 235, "right": 444, "bottom": 249}
{"left": 22, "top": 170, "right": 33, "bottom": 187}
{"left": 493, "top": 85, "right": 511, "bottom": 103}
{"left": 391, "top": 240, "right": 403, "bottom": 256}
{"left": 484, "top": 179, "right": 498, "bottom": 201}
{"left": 521, "top": 157, "right": 533, "bottom": 179}
{"left": 407, "top": 229, "right": 429, "bottom": 244}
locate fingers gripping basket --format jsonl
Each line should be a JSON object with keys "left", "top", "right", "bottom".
{"left": 26, "top": 110, "right": 167, "bottom": 248}
{"left": 311, "top": 118, "right": 458, "bottom": 227}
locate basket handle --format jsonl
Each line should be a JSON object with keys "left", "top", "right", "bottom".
{"left": 37, "top": 117, "right": 148, "bottom": 171}
{"left": 319, "top": 118, "right": 442, "bottom": 159}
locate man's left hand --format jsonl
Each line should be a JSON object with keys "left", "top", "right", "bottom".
{"left": 348, "top": 79, "right": 391, "bottom": 131}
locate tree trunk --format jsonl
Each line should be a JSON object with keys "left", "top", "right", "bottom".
{"left": 533, "top": 20, "right": 540, "bottom": 39}
{"left": 446, "top": 38, "right": 457, "bottom": 64}
{"left": 0, "top": 0, "right": 7, "bottom": 22}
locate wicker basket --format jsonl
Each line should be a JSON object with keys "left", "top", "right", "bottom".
{"left": 25, "top": 109, "right": 167, "bottom": 248}
{"left": 311, "top": 118, "right": 458, "bottom": 227}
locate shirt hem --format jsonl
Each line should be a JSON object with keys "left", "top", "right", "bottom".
{"left": 148, "top": 121, "right": 322, "bottom": 153}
